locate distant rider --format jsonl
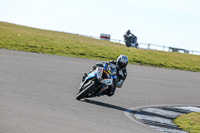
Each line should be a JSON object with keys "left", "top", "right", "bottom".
{"left": 124, "top": 29, "right": 137, "bottom": 40}
{"left": 82, "top": 55, "right": 128, "bottom": 97}
{"left": 124, "top": 30, "right": 138, "bottom": 48}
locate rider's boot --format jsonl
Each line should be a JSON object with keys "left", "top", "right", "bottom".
{"left": 106, "top": 87, "right": 116, "bottom": 97}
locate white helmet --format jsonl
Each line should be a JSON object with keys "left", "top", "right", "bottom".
{"left": 116, "top": 55, "right": 128, "bottom": 70}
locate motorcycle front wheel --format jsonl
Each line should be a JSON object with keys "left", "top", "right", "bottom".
{"left": 76, "top": 81, "right": 96, "bottom": 100}
{"left": 125, "top": 42, "right": 131, "bottom": 47}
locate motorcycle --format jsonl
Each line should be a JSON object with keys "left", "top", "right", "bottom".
{"left": 124, "top": 34, "right": 139, "bottom": 48}
{"left": 76, "top": 66, "right": 118, "bottom": 100}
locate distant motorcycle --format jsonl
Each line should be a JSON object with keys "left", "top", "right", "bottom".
{"left": 76, "top": 66, "right": 118, "bottom": 100}
{"left": 124, "top": 34, "right": 139, "bottom": 48}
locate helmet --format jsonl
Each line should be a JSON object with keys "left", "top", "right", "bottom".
{"left": 116, "top": 55, "right": 128, "bottom": 70}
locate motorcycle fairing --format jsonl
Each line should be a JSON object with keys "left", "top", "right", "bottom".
{"left": 100, "top": 78, "right": 113, "bottom": 86}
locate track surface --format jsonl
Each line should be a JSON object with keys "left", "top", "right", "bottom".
{"left": 0, "top": 49, "right": 200, "bottom": 133}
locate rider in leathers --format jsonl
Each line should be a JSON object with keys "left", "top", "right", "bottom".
{"left": 82, "top": 55, "right": 128, "bottom": 97}
{"left": 124, "top": 30, "right": 136, "bottom": 39}
{"left": 124, "top": 30, "right": 138, "bottom": 48}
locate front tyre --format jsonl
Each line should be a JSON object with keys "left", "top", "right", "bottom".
{"left": 76, "top": 81, "right": 96, "bottom": 100}
{"left": 125, "top": 41, "right": 131, "bottom": 47}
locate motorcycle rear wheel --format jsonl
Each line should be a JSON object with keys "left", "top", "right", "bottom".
{"left": 76, "top": 81, "right": 96, "bottom": 100}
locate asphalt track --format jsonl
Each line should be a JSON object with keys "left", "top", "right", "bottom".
{"left": 0, "top": 49, "right": 200, "bottom": 133}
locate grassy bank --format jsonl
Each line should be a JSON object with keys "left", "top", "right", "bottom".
{"left": 0, "top": 21, "right": 200, "bottom": 72}
{"left": 174, "top": 112, "right": 200, "bottom": 133}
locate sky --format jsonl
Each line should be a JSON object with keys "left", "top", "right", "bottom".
{"left": 1, "top": 0, "right": 200, "bottom": 52}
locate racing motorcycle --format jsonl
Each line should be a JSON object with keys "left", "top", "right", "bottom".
{"left": 76, "top": 66, "right": 117, "bottom": 100}
{"left": 124, "top": 34, "right": 139, "bottom": 48}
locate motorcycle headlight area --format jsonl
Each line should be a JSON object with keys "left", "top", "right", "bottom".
{"left": 96, "top": 67, "right": 103, "bottom": 80}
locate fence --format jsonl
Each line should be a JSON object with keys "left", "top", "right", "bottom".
{"left": 79, "top": 34, "right": 200, "bottom": 55}
{"left": 109, "top": 38, "right": 200, "bottom": 55}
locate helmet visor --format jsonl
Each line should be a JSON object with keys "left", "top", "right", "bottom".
{"left": 117, "top": 62, "right": 127, "bottom": 69}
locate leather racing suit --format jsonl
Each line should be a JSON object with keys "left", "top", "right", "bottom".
{"left": 90, "top": 61, "right": 127, "bottom": 96}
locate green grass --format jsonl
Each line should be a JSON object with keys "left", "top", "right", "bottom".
{"left": 0, "top": 21, "right": 200, "bottom": 72}
{"left": 174, "top": 112, "right": 200, "bottom": 133}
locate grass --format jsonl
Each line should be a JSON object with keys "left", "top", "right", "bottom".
{"left": 174, "top": 112, "right": 200, "bottom": 133}
{"left": 0, "top": 21, "right": 200, "bottom": 72}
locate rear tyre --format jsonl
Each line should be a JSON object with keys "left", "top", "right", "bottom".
{"left": 136, "top": 43, "right": 139, "bottom": 49}
{"left": 76, "top": 81, "right": 96, "bottom": 100}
